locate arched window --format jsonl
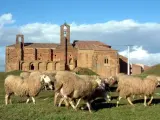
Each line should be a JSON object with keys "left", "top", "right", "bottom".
{"left": 104, "top": 57, "right": 108, "bottom": 64}
{"left": 64, "top": 25, "right": 67, "bottom": 37}
{"left": 30, "top": 63, "right": 34, "bottom": 70}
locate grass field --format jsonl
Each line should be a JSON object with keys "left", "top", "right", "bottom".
{"left": 0, "top": 70, "right": 160, "bottom": 120}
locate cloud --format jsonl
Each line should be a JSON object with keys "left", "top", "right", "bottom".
{"left": 0, "top": 13, "right": 160, "bottom": 71}
{"left": 119, "top": 46, "right": 160, "bottom": 66}
{"left": 0, "top": 46, "right": 5, "bottom": 71}
{"left": 0, "top": 13, "right": 15, "bottom": 28}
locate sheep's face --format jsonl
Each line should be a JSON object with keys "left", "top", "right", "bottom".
{"left": 157, "top": 77, "right": 160, "bottom": 86}
{"left": 40, "top": 75, "right": 53, "bottom": 90}
{"left": 105, "top": 76, "right": 117, "bottom": 86}
{"left": 95, "top": 77, "right": 102, "bottom": 86}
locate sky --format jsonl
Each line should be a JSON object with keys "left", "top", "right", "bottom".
{"left": 0, "top": 0, "right": 160, "bottom": 71}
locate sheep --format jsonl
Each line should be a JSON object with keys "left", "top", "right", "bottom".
{"left": 4, "top": 71, "right": 52, "bottom": 105}
{"left": 20, "top": 71, "right": 55, "bottom": 90}
{"left": 54, "top": 74, "right": 98, "bottom": 107}
{"left": 20, "top": 71, "right": 31, "bottom": 79}
{"left": 54, "top": 71, "right": 103, "bottom": 113}
{"left": 41, "top": 71, "right": 56, "bottom": 90}
{"left": 116, "top": 74, "right": 160, "bottom": 107}
{"left": 56, "top": 74, "right": 116, "bottom": 109}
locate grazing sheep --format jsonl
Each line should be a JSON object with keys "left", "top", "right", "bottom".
{"left": 116, "top": 74, "right": 160, "bottom": 107}
{"left": 54, "top": 71, "right": 102, "bottom": 113}
{"left": 41, "top": 72, "right": 56, "bottom": 90}
{"left": 4, "top": 71, "right": 52, "bottom": 105}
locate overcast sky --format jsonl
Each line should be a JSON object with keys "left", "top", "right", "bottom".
{"left": 0, "top": 0, "right": 160, "bottom": 71}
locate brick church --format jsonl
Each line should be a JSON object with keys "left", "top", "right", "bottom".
{"left": 5, "top": 23, "right": 145, "bottom": 77}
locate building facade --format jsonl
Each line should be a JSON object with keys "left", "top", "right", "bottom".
{"left": 5, "top": 23, "right": 143, "bottom": 77}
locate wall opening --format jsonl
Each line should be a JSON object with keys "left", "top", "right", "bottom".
{"left": 30, "top": 64, "right": 34, "bottom": 70}
{"left": 47, "top": 62, "right": 53, "bottom": 70}
{"left": 55, "top": 62, "right": 60, "bottom": 71}
{"left": 104, "top": 58, "right": 108, "bottom": 64}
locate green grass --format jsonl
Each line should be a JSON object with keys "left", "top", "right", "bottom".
{"left": 135, "top": 64, "right": 160, "bottom": 79}
{"left": 0, "top": 71, "right": 160, "bottom": 120}
{"left": 142, "top": 64, "right": 160, "bottom": 76}
{"left": 75, "top": 68, "right": 99, "bottom": 76}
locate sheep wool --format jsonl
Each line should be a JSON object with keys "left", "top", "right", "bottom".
{"left": 54, "top": 71, "right": 102, "bottom": 113}
{"left": 116, "top": 74, "right": 160, "bottom": 106}
{"left": 4, "top": 71, "right": 51, "bottom": 105}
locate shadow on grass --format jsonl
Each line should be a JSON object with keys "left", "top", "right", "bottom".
{"left": 133, "top": 98, "right": 160, "bottom": 105}
{"left": 109, "top": 86, "right": 118, "bottom": 92}
{"left": 79, "top": 98, "right": 125, "bottom": 112}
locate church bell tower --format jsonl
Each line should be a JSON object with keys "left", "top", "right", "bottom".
{"left": 60, "top": 22, "right": 70, "bottom": 45}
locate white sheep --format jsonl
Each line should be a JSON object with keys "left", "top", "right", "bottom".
{"left": 116, "top": 74, "right": 160, "bottom": 107}
{"left": 56, "top": 74, "right": 116, "bottom": 109}
{"left": 20, "top": 71, "right": 54, "bottom": 90}
{"left": 4, "top": 71, "right": 52, "bottom": 105}
{"left": 54, "top": 71, "right": 103, "bottom": 113}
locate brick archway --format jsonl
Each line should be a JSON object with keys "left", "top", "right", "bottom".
{"left": 29, "top": 62, "right": 35, "bottom": 70}
{"left": 47, "top": 62, "right": 53, "bottom": 70}
{"left": 55, "top": 62, "right": 60, "bottom": 71}
{"left": 21, "top": 62, "right": 29, "bottom": 71}
{"left": 38, "top": 62, "right": 45, "bottom": 71}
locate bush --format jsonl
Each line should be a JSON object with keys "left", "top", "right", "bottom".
{"left": 74, "top": 67, "right": 99, "bottom": 76}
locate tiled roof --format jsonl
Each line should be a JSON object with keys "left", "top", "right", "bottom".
{"left": 74, "top": 40, "right": 113, "bottom": 51}
{"left": 7, "top": 43, "right": 59, "bottom": 48}
{"left": 119, "top": 55, "right": 128, "bottom": 62}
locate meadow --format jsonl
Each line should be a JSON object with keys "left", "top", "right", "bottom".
{"left": 0, "top": 69, "right": 160, "bottom": 120}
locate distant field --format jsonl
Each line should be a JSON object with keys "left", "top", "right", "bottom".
{"left": 0, "top": 70, "right": 160, "bottom": 120}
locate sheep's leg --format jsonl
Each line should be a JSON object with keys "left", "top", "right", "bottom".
{"left": 58, "top": 97, "right": 65, "bottom": 107}
{"left": 5, "top": 94, "right": 9, "bottom": 105}
{"left": 107, "top": 95, "right": 111, "bottom": 103}
{"left": 127, "top": 97, "right": 134, "bottom": 106}
{"left": 86, "top": 102, "right": 92, "bottom": 113}
{"left": 45, "top": 86, "right": 47, "bottom": 90}
{"left": 64, "top": 99, "right": 69, "bottom": 108}
{"left": 75, "top": 98, "right": 81, "bottom": 108}
{"left": 132, "top": 95, "right": 135, "bottom": 99}
{"left": 9, "top": 96, "right": 12, "bottom": 104}
{"left": 144, "top": 96, "right": 147, "bottom": 106}
{"left": 116, "top": 96, "right": 122, "bottom": 107}
{"left": 148, "top": 96, "right": 153, "bottom": 105}
{"left": 31, "top": 97, "right": 36, "bottom": 104}
{"left": 68, "top": 99, "right": 77, "bottom": 110}
{"left": 26, "top": 98, "right": 30, "bottom": 104}
{"left": 54, "top": 92, "right": 59, "bottom": 106}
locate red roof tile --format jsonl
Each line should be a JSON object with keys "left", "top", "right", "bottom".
{"left": 8, "top": 43, "right": 59, "bottom": 48}
{"left": 74, "top": 40, "right": 113, "bottom": 51}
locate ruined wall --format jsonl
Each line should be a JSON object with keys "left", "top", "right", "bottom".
{"left": 92, "top": 50, "right": 119, "bottom": 77}
{"left": 21, "top": 48, "right": 65, "bottom": 71}
{"left": 5, "top": 47, "right": 19, "bottom": 71}
{"left": 131, "top": 64, "right": 142, "bottom": 75}
{"left": 37, "top": 48, "right": 52, "bottom": 61}
{"left": 23, "top": 48, "right": 35, "bottom": 61}
{"left": 76, "top": 49, "right": 119, "bottom": 77}
{"left": 77, "top": 50, "right": 94, "bottom": 69}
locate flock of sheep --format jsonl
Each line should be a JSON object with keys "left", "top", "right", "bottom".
{"left": 4, "top": 70, "right": 160, "bottom": 113}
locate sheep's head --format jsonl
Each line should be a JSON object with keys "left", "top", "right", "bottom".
{"left": 104, "top": 76, "right": 117, "bottom": 86}
{"left": 40, "top": 75, "right": 53, "bottom": 90}
{"left": 146, "top": 75, "right": 160, "bottom": 86}
{"left": 156, "top": 76, "right": 160, "bottom": 86}
{"left": 95, "top": 76, "right": 102, "bottom": 86}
